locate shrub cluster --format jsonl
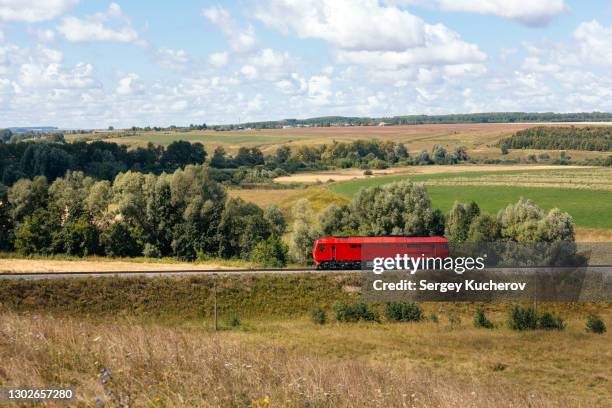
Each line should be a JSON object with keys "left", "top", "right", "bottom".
{"left": 385, "top": 302, "right": 424, "bottom": 322}
{"left": 310, "top": 305, "right": 327, "bottom": 325}
{"left": 335, "top": 302, "right": 379, "bottom": 323}
{"left": 508, "top": 306, "right": 565, "bottom": 330}
{"left": 585, "top": 314, "right": 606, "bottom": 334}
{"left": 473, "top": 308, "right": 495, "bottom": 329}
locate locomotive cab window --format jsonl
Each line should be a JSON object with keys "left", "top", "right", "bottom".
{"left": 350, "top": 244, "right": 361, "bottom": 248}
{"left": 318, "top": 245, "right": 326, "bottom": 251}
{"left": 440, "top": 243, "right": 448, "bottom": 249}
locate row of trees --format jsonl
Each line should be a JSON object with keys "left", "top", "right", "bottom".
{"left": 215, "top": 112, "right": 612, "bottom": 130}
{"left": 1, "top": 138, "right": 470, "bottom": 187}
{"left": 0, "top": 140, "right": 206, "bottom": 185}
{"left": 288, "top": 180, "right": 575, "bottom": 263}
{"left": 498, "top": 126, "right": 612, "bottom": 152}
{"left": 0, "top": 166, "right": 286, "bottom": 262}
{"left": 211, "top": 140, "right": 469, "bottom": 174}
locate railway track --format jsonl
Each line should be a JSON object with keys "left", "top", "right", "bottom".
{"left": 1, "top": 265, "right": 611, "bottom": 280}
{"left": 0, "top": 268, "right": 364, "bottom": 280}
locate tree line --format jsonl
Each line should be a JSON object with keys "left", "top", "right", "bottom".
{"left": 0, "top": 167, "right": 575, "bottom": 266}
{"left": 1, "top": 138, "right": 470, "bottom": 186}
{"left": 287, "top": 180, "right": 575, "bottom": 264}
{"left": 0, "top": 167, "right": 287, "bottom": 262}
{"left": 498, "top": 126, "right": 612, "bottom": 152}
{"left": 0, "top": 140, "right": 206, "bottom": 185}
{"left": 214, "top": 112, "right": 612, "bottom": 130}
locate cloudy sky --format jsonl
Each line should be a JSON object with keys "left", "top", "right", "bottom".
{"left": 1, "top": 0, "right": 612, "bottom": 128}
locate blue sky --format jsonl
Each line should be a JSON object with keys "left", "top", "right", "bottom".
{"left": 1, "top": 0, "right": 612, "bottom": 128}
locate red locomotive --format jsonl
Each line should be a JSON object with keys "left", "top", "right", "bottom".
{"left": 312, "top": 236, "right": 450, "bottom": 269}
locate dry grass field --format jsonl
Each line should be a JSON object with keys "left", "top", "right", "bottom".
{"left": 0, "top": 258, "right": 245, "bottom": 273}
{"left": 273, "top": 164, "right": 592, "bottom": 184}
{"left": 0, "top": 308, "right": 609, "bottom": 407}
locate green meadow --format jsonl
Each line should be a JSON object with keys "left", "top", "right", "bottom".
{"left": 328, "top": 169, "right": 612, "bottom": 229}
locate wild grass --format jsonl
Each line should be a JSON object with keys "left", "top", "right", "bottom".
{"left": 0, "top": 311, "right": 606, "bottom": 407}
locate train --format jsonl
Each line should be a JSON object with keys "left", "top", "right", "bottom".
{"left": 312, "top": 236, "right": 450, "bottom": 269}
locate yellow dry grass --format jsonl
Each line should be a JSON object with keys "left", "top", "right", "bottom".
{"left": 0, "top": 258, "right": 239, "bottom": 273}
{"left": 1, "top": 311, "right": 608, "bottom": 407}
{"left": 274, "top": 164, "right": 592, "bottom": 184}
{"left": 575, "top": 228, "right": 612, "bottom": 242}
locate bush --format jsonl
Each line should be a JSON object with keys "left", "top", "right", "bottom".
{"left": 311, "top": 305, "right": 326, "bottom": 325}
{"left": 473, "top": 308, "right": 494, "bottom": 329}
{"left": 538, "top": 312, "right": 565, "bottom": 330}
{"left": 227, "top": 315, "right": 241, "bottom": 328}
{"left": 335, "top": 302, "right": 379, "bottom": 323}
{"left": 428, "top": 313, "right": 439, "bottom": 323}
{"left": 143, "top": 243, "right": 162, "bottom": 258}
{"left": 363, "top": 169, "right": 373, "bottom": 176}
{"left": 586, "top": 314, "right": 606, "bottom": 334}
{"left": 385, "top": 302, "right": 423, "bottom": 322}
{"left": 508, "top": 305, "right": 537, "bottom": 330}
{"left": 251, "top": 236, "right": 289, "bottom": 267}
{"left": 508, "top": 305, "right": 565, "bottom": 331}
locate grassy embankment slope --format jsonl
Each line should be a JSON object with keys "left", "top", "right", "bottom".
{"left": 0, "top": 274, "right": 610, "bottom": 407}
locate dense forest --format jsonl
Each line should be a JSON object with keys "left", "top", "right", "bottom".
{"left": 0, "top": 138, "right": 470, "bottom": 186}
{"left": 498, "top": 126, "right": 612, "bottom": 152}
{"left": 0, "top": 140, "right": 206, "bottom": 185}
{"left": 213, "top": 112, "right": 612, "bottom": 130}
{"left": 0, "top": 167, "right": 287, "bottom": 262}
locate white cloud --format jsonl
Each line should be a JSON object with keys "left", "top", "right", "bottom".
{"left": 209, "top": 51, "right": 229, "bottom": 68}
{"left": 19, "top": 61, "right": 95, "bottom": 89}
{"left": 256, "top": 0, "right": 424, "bottom": 51}
{"left": 57, "top": 3, "right": 140, "bottom": 43}
{"left": 337, "top": 23, "right": 485, "bottom": 68}
{"left": 247, "top": 93, "right": 263, "bottom": 111}
{"left": 202, "top": 5, "right": 257, "bottom": 53}
{"left": 308, "top": 75, "right": 332, "bottom": 105}
{"left": 413, "top": 0, "right": 567, "bottom": 27}
{"left": 116, "top": 73, "right": 142, "bottom": 95}
{"left": 156, "top": 48, "right": 188, "bottom": 70}
{"left": 256, "top": 0, "right": 484, "bottom": 68}
{"left": 249, "top": 48, "right": 291, "bottom": 68}
{"left": 35, "top": 29, "right": 56, "bottom": 42}
{"left": 240, "top": 64, "right": 258, "bottom": 79}
{"left": 573, "top": 20, "right": 612, "bottom": 66}
{"left": 0, "top": 0, "right": 79, "bottom": 22}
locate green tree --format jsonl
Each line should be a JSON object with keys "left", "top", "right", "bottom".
{"left": 446, "top": 201, "right": 480, "bottom": 243}
{"left": 467, "top": 213, "right": 500, "bottom": 242}
{"left": 351, "top": 180, "right": 439, "bottom": 236}
{"left": 318, "top": 203, "right": 355, "bottom": 236}
{"left": 0, "top": 183, "right": 14, "bottom": 250}
{"left": 57, "top": 215, "right": 100, "bottom": 256}
{"left": 101, "top": 222, "right": 142, "bottom": 257}
{"left": 209, "top": 146, "right": 227, "bottom": 168}
{"left": 264, "top": 204, "right": 286, "bottom": 236}
{"left": 14, "top": 209, "right": 57, "bottom": 255}
{"left": 8, "top": 176, "right": 49, "bottom": 221}
{"left": 217, "top": 198, "right": 272, "bottom": 259}
{"left": 251, "top": 236, "right": 289, "bottom": 267}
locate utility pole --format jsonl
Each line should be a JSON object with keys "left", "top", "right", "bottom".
{"left": 213, "top": 273, "right": 218, "bottom": 331}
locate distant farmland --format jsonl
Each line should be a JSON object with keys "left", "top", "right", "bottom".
{"left": 94, "top": 122, "right": 612, "bottom": 159}
{"left": 328, "top": 167, "right": 612, "bottom": 230}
